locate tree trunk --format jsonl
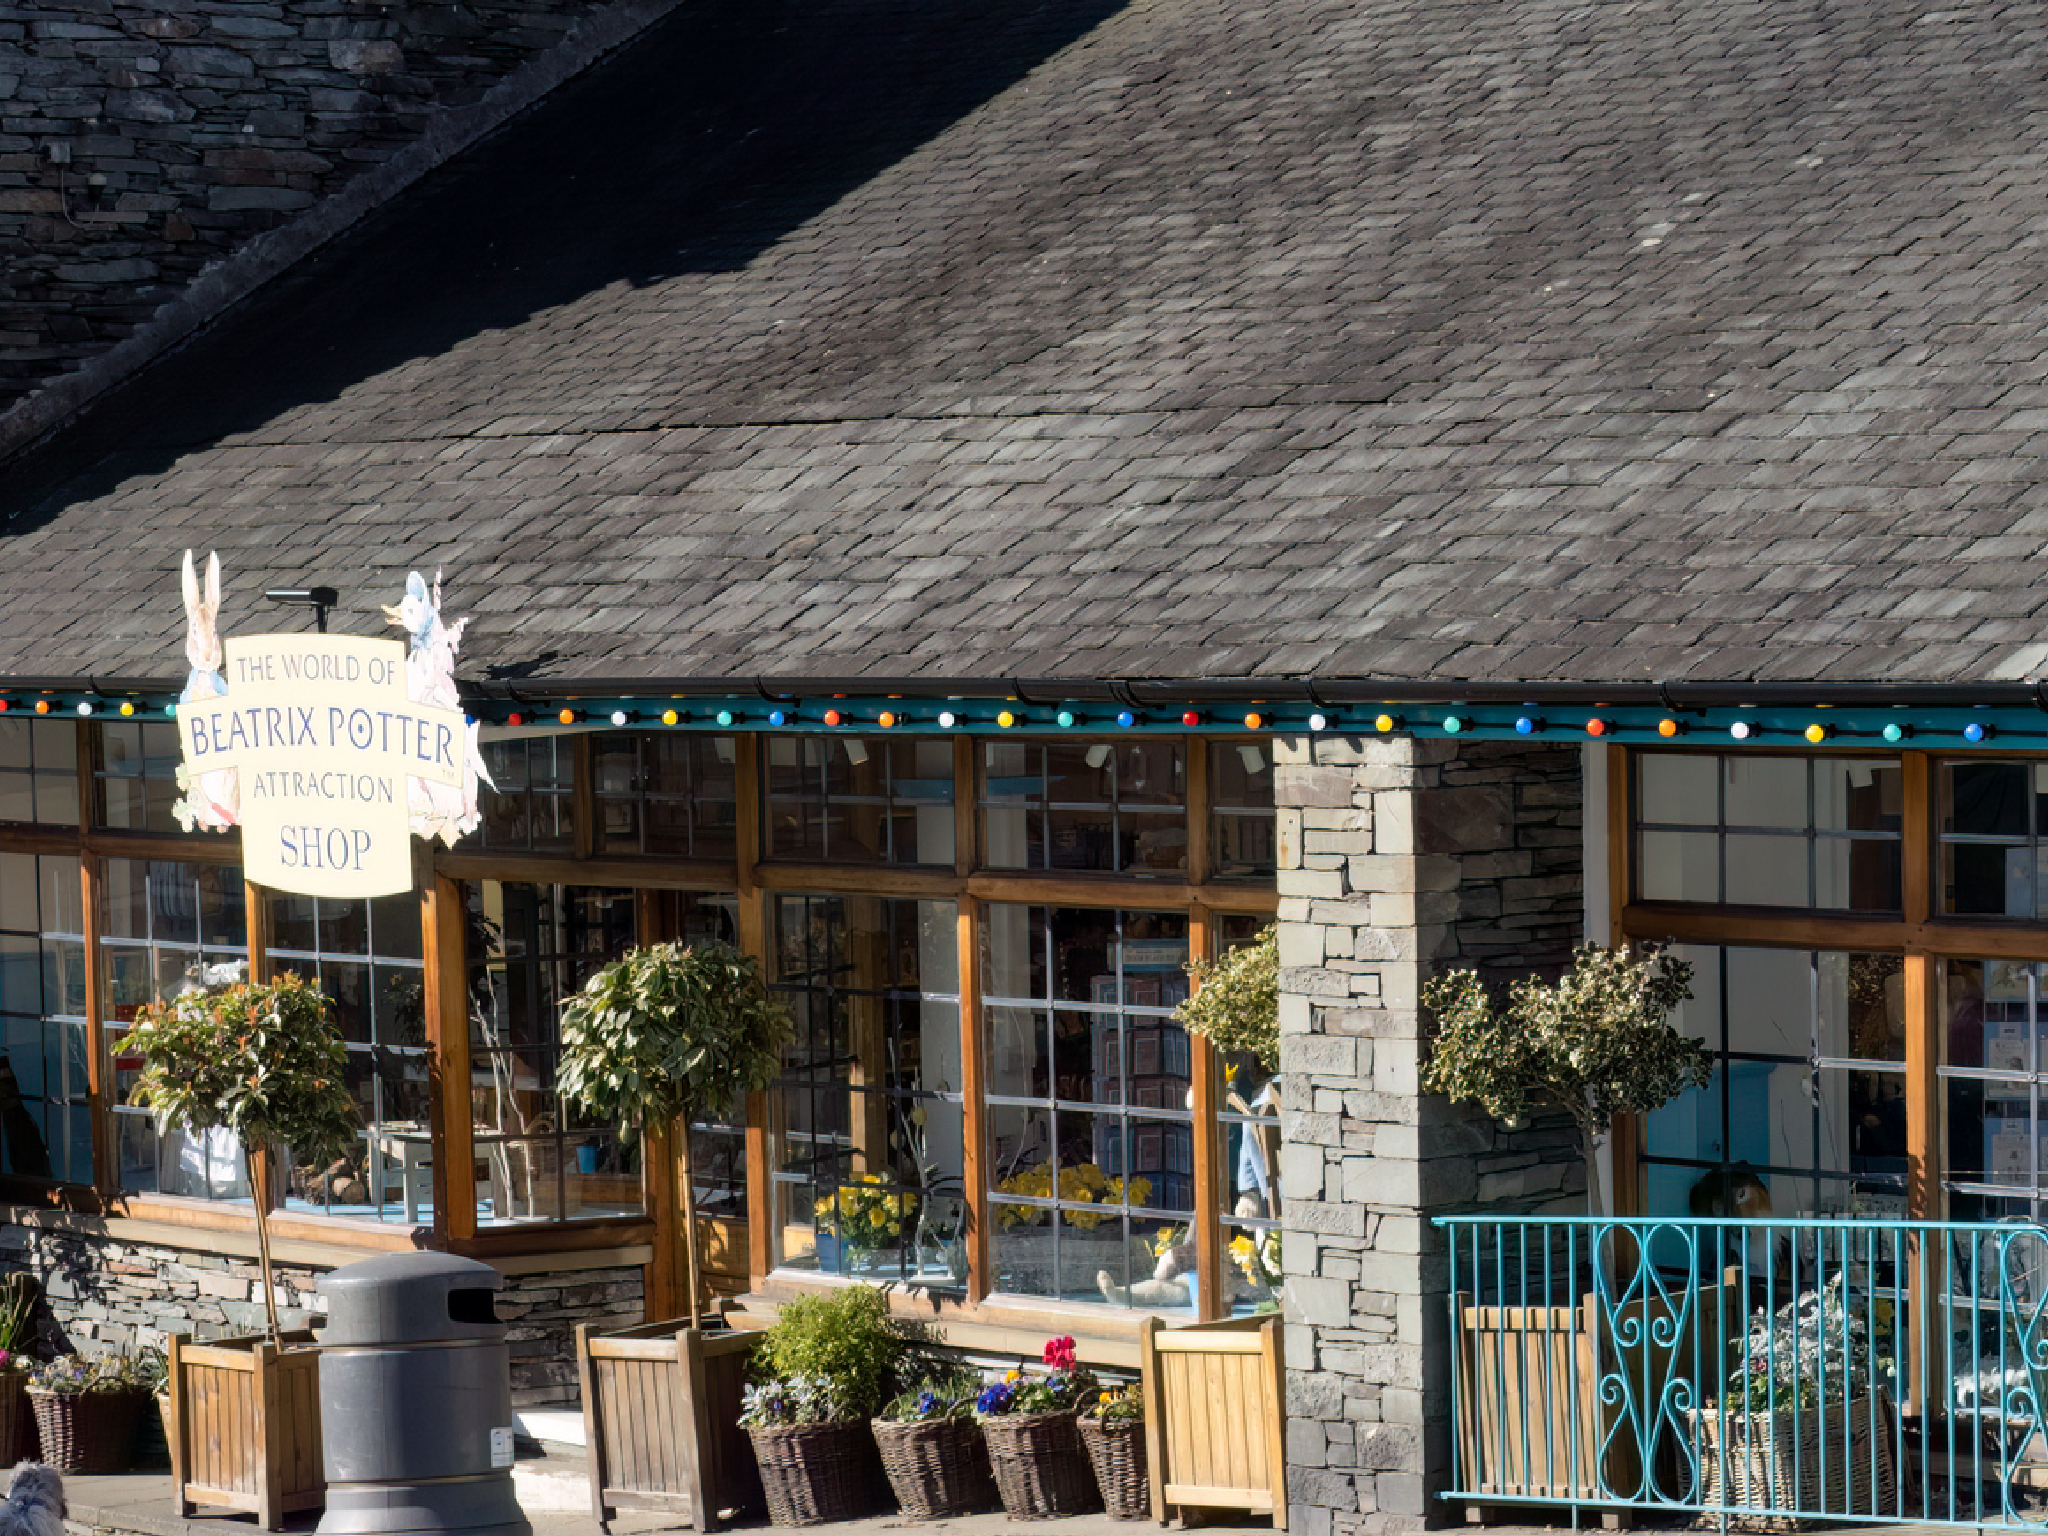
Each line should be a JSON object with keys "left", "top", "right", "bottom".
{"left": 247, "top": 1146, "right": 282, "bottom": 1345}
{"left": 678, "top": 1129, "right": 703, "bottom": 1330}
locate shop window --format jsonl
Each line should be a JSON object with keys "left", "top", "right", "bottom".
{"left": 104, "top": 859, "right": 249, "bottom": 1198}
{"left": 0, "top": 853, "right": 89, "bottom": 1184}
{"left": 1639, "top": 945, "right": 1905, "bottom": 1231}
{"left": 94, "top": 721, "right": 183, "bottom": 834}
{"left": 1209, "top": 743, "right": 1276, "bottom": 880}
{"left": 763, "top": 737, "right": 953, "bottom": 864}
{"left": 1937, "top": 760, "right": 2048, "bottom": 918}
{"left": 769, "top": 894, "right": 965, "bottom": 1288}
{"left": 982, "top": 905, "right": 1195, "bottom": 1307}
{"left": 267, "top": 891, "right": 428, "bottom": 1223}
{"left": 593, "top": 732, "right": 738, "bottom": 859}
{"left": 466, "top": 882, "right": 648, "bottom": 1224}
{"left": 1633, "top": 753, "right": 1902, "bottom": 911}
{"left": 981, "top": 742, "right": 1186, "bottom": 876}
{"left": 466, "top": 737, "right": 575, "bottom": 854}
{"left": 0, "top": 720, "right": 79, "bottom": 828}
{"left": 1212, "top": 913, "right": 1281, "bottom": 1313}
{"left": 1941, "top": 958, "right": 2048, "bottom": 1220}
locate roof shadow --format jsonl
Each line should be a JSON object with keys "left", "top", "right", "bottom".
{"left": 2, "top": 0, "right": 1127, "bottom": 516}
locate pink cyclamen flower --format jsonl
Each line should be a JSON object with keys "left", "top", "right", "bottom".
{"left": 1043, "top": 1335, "right": 1077, "bottom": 1371}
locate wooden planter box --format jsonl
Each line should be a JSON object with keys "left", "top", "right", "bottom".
{"left": 1138, "top": 1313, "right": 1286, "bottom": 1528}
{"left": 167, "top": 1330, "right": 324, "bottom": 1532}
{"left": 1449, "top": 1266, "right": 1742, "bottom": 1524}
{"left": 577, "top": 1317, "right": 765, "bottom": 1532}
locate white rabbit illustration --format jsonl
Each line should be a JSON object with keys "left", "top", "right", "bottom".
{"left": 382, "top": 570, "right": 492, "bottom": 845}
{"left": 172, "top": 550, "right": 239, "bottom": 831}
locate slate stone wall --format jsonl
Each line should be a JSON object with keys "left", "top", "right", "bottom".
{"left": 0, "top": 0, "right": 611, "bottom": 411}
{"left": 1274, "top": 735, "right": 1585, "bottom": 1535}
{"left": 0, "top": 1222, "right": 642, "bottom": 1405}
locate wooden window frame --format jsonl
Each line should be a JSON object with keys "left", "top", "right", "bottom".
{"left": 0, "top": 724, "right": 1276, "bottom": 1328}
{"left": 1614, "top": 743, "right": 2048, "bottom": 1227}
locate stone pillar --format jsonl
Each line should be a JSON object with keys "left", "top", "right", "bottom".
{"left": 1274, "top": 735, "right": 1582, "bottom": 1536}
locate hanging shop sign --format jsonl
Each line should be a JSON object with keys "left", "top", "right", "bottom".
{"left": 170, "top": 552, "right": 488, "bottom": 898}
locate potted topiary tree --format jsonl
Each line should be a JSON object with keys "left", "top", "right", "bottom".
{"left": 124, "top": 971, "right": 359, "bottom": 1529}
{"left": 1420, "top": 941, "right": 1707, "bottom": 1216}
{"left": 1422, "top": 942, "right": 1712, "bottom": 1515}
{"left": 557, "top": 940, "right": 791, "bottom": 1531}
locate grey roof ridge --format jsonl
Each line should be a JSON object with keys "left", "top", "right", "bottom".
{"left": 0, "top": 0, "right": 691, "bottom": 474}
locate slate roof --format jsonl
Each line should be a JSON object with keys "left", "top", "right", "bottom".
{"left": 4, "top": 0, "right": 2048, "bottom": 689}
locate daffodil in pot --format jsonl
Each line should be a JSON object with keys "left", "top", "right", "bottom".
{"left": 1078, "top": 1381, "right": 1148, "bottom": 1521}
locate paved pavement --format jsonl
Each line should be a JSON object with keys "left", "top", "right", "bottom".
{"left": 56, "top": 1465, "right": 1282, "bottom": 1535}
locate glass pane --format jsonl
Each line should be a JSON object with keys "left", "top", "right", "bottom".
{"left": 1638, "top": 753, "right": 1718, "bottom": 825}
{"left": 1637, "top": 830, "right": 1719, "bottom": 902}
{"left": 1814, "top": 759, "right": 1901, "bottom": 834}
{"left": 1816, "top": 837, "right": 1902, "bottom": 912}
{"left": 1943, "top": 840, "right": 2029, "bottom": 917}
{"left": 1818, "top": 953, "right": 1904, "bottom": 1063}
{"left": 1945, "top": 761, "right": 2031, "bottom": 837}
{"left": 1722, "top": 756, "right": 1805, "bottom": 828}
{"left": 1724, "top": 947, "right": 1813, "bottom": 1057}
{"left": 1724, "top": 833, "right": 1808, "bottom": 907}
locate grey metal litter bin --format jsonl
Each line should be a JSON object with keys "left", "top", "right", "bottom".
{"left": 314, "top": 1252, "right": 531, "bottom": 1536}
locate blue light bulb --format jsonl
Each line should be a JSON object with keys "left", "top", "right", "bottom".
{"left": 1116, "top": 710, "right": 1136, "bottom": 729}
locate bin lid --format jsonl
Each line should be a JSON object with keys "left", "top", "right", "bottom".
{"left": 317, "top": 1252, "right": 507, "bottom": 1346}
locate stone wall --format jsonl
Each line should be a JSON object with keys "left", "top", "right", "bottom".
{"left": 1274, "top": 735, "right": 1586, "bottom": 1536}
{"left": 0, "top": 0, "right": 615, "bottom": 411}
{"left": 0, "top": 1221, "right": 642, "bottom": 1406}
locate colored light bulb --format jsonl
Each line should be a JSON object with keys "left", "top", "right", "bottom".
{"left": 997, "top": 710, "right": 1017, "bottom": 729}
{"left": 823, "top": 709, "right": 843, "bottom": 727}
{"left": 1657, "top": 718, "right": 1681, "bottom": 737}
{"left": 119, "top": 701, "right": 135, "bottom": 717}
{"left": 1308, "top": 713, "right": 1328, "bottom": 732}
{"left": 1729, "top": 721, "right": 1755, "bottom": 740}
{"left": 1116, "top": 710, "right": 1136, "bottom": 729}
{"left": 1883, "top": 723, "right": 1907, "bottom": 743}
{"left": 937, "top": 711, "right": 957, "bottom": 729}
{"left": 1966, "top": 721, "right": 1993, "bottom": 743}
{"left": 1515, "top": 716, "right": 1538, "bottom": 735}
{"left": 506, "top": 712, "right": 523, "bottom": 727}
{"left": 75, "top": 702, "right": 92, "bottom": 717}
{"left": 164, "top": 702, "right": 176, "bottom": 717}
{"left": 662, "top": 709, "right": 680, "bottom": 726}
{"left": 558, "top": 708, "right": 577, "bottom": 725}
{"left": 611, "top": 710, "right": 629, "bottom": 726}
{"left": 1586, "top": 718, "right": 1608, "bottom": 737}
{"left": 769, "top": 710, "right": 789, "bottom": 727}
{"left": 1804, "top": 723, "right": 1827, "bottom": 744}
{"left": 1375, "top": 714, "right": 1397, "bottom": 733}
{"left": 1243, "top": 713, "right": 1264, "bottom": 730}
{"left": 1181, "top": 710, "right": 1202, "bottom": 727}
{"left": 1443, "top": 716, "right": 1464, "bottom": 734}
{"left": 716, "top": 710, "right": 737, "bottom": 727}
{"left": 33, "top": 701, "right": 47, "bottom": 715}
{"left": 1056, "top": 710, "right": 1077, "bottom": 728}
{"left": 879, "top": 711, "right": 899, "bottom": 729}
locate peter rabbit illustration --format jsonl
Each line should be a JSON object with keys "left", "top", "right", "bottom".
{"left": 172, "top": 550, "right": 239, "bottom": 831}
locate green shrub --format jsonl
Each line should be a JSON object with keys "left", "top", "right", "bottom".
{"left": 753, "top": 1286, "right": 904, "bottom": 1421}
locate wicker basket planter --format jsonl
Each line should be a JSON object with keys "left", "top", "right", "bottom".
{"left": 745, "top": 1419, "right": 876, "bottom": 1526}
{"left": 29, "top": 1385, "right": 143, "bottom": 1473}
{"left": 873, "top": 1416, "right": 996, "bottom": 1518}
{"left": 0, "top": 1370, "right": 33, "bottom": 1463}
{"left": 1079, "top": 1416, "right": 1149, "bottom": 1520}
{"left": 982, "top": 1410, "right": 1101, "bottom": 1519}
{"left": 1686, "top": 1395, "right": 1896, "bottom": 1532}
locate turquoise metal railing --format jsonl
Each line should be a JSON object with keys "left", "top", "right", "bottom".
{"left": 1437, "top": 1215, "right": 2048, "bottom": 1528}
